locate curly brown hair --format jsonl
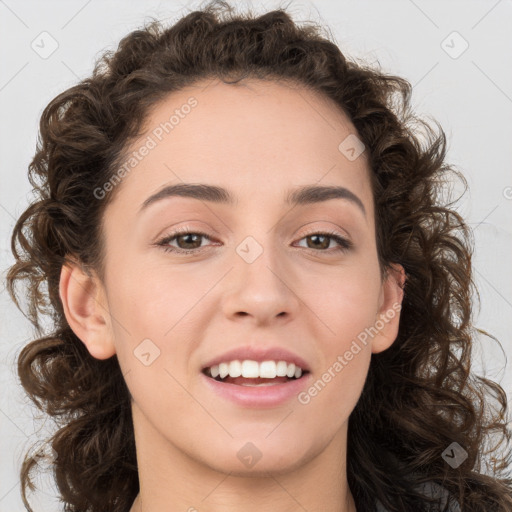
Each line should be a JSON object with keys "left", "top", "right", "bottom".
{"left": 6, "top": 1, "right": 512, "bottom": 511}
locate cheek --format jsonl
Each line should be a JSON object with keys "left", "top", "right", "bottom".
{"left": 106, "top": 262, "right": 197, "bottom": 418}
{"left": 298, "top": 262, "right": 380, "bottom": 408}
{"left": 298, "top": 271, "right": 377, "bottom": 417}
{"left": 300, "top": 345, "right": 371, "bottom": 431}
{"left": 300, "top": 261, "right": 382, "bottom": 342}
{"left": 107, "top": 256, "right": 200, "bottom": 332}
{"left": 105, "top": 258, "right": 214, "bottom": 390}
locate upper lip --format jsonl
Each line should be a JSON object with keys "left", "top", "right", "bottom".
{"left": 202, "top": 346, "right": 311, "bottom": 372}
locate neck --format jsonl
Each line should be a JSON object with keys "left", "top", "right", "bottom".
{"left": 128, "top": 404, "right": 357, "bottom": 512}
{"left": 130, "top": 477, "right": 356, "bottom": 512}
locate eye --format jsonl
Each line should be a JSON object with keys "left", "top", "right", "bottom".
{"left": 294, "top": 230, "right": 353, "bottom": 253}
{"left": 155, "top": 228, "right": 217, "bottom": 254}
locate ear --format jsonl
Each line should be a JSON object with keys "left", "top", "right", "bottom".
{"left": 59, "top": 258, "right": 116, "bottom": 360}
{"left": 371, "top": 263, "right": 406, "bottom": 354}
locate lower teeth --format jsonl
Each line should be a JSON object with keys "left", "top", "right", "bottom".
{"left": 239, "top": 382, "right": 281, "bottom": 387}
{"left": 214, "top": 377, "right": 297, "bottom": 384}
{"left": 208, "top": 372, "right": 306, "bottom": 383}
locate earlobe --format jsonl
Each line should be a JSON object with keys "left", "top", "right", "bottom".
{"left": 59, "top": 259, "right": 116, "bottom": 360}
{"left": 371, "top": 263, "right": 406, "bottom": 354}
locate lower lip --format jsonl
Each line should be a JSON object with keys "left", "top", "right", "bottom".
{"left": 200, "top": 372, "right": 312, "bottom": 408}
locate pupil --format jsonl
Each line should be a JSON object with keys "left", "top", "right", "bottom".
{"left": 179, "top": 233, "right": 200, "bottom": 249}
{"left": 309, "top": 234, "right": 328, "bottom": 249}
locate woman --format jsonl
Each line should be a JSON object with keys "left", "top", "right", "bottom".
{"left": 7, "top": 1, "right": 512, "bottom": 511}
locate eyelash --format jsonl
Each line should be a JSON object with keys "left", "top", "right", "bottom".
{"left": 155, "top": 227, "right": 353, "bottom": 255}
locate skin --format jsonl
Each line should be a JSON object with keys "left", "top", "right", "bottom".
{"left": 59, "top": 78, "right": 405, "bottom": 512}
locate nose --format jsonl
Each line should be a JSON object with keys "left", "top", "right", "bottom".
{"left": 220, "top": 236, "right": 301, "bottom": 326}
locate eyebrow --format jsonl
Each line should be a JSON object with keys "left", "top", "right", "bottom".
{"left": 139, "top": 183, "right": 366, "bottom": 217}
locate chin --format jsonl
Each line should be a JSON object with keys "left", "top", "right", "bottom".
{"left": 197, "top": 437, "right": 318, "bottom": 477}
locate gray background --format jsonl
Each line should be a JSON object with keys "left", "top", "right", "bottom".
{"left": 1, "top": 0, "right": 511, "bottom": 510}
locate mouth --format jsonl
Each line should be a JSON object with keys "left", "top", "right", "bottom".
{"left": 202, "top": 359, "right": 310, "bottom": 386}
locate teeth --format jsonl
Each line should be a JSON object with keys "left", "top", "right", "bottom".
{"left": 276, "top": 361, "right": 288, "bottom": 377}
{"left": 241, "top": 360, "right": 259, "bottom": 378}
{"left": 259, "top": 361, "right": 277, "bottom": 379}
{"left": 207, "top": 360, "right": 305, "bottom": 380}
{"left": 229, "top": 360, "right": 242, "bottom": 377}
{"left": 219, "top": 362, "right": 229, "bottom": 379}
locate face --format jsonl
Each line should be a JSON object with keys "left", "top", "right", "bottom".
{"left": 67, "top": 78, "right": 403, "bottom": 477}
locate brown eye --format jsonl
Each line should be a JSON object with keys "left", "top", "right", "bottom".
{"left": 156, "top": 230, "right": 214, "bottom": 254}
{"left": 305, "top": 234, "right": 331, "bottom": 250}
{"left": 296, "top": 232, "right": 353, "bottom": 253}
{"left": 173, "top": 233, "right": 204, "bottom": 250}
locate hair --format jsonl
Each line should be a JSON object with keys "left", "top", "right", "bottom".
{"left": 6, "top": 1, "right": 512, "bottom": 511}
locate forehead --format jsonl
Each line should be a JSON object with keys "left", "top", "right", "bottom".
{"left": 106, "top": 78, "right": 373, "bottom": 217}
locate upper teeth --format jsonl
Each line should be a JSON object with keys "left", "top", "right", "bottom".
{"left": 208, "top": 360, "right": 303, "bottom": 379}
